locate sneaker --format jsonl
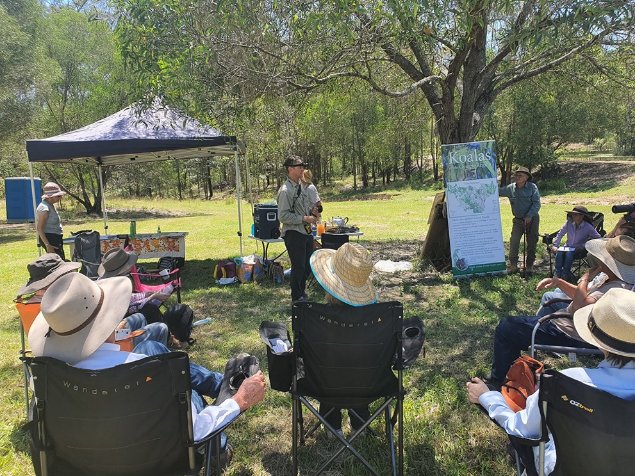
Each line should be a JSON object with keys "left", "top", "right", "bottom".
{"left": 292, "top": 296, "right": 308, "bottom": 304}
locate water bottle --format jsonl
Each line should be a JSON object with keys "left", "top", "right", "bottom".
{"left": 157, "top": 225, "right": 161, "bottom": 234}
{"left": 129, "top": 220, "right": 136, "bottom": 238}
{"left": 192, "top": 317, "right": 212, "bottom": 327}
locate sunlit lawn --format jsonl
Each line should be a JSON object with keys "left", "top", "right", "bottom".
{"left": 0, "top": 167, "right": 633, "bottom": 475}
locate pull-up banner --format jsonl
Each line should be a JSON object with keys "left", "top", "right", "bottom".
{"left": 442, "top": 140, "right": 506, "bottom": 277}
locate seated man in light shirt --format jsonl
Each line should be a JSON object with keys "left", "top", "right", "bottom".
{"left": 467, "top": 288, "right": 635, "bottom": 475}
{"left": 28, "top": 272, "right": 266, "bottom": 464}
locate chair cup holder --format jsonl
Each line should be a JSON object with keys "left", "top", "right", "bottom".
{"left": 266, "top": 348, "right": 294, "bottom": 392}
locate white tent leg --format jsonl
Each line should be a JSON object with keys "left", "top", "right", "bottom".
{"left": 235, "top": 150, "right": 243, "bottom": 256}
{"left": 28, "top": 162, "right": 42, "bottom": 256}
{"left": 98, "top": 163, "right": 109, "bottom": 234}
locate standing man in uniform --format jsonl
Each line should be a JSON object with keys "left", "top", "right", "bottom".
{"left": 499, "top": 167, "right": 541, "bottom": 274}
{"left": 277, "top": 156, "right": 318, "bottom": 303}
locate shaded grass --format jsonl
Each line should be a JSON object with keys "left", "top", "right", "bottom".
{"left": 0, "top": 167, "right": 631, "bottom": 475}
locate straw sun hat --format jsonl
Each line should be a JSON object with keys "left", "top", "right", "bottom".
{"left": 28, "top": 272, "right": 132, "bottom": 364}
{"left": 98, "top": 248, "right": 138, "bottom": 278}
{"left": 17, "top": 253, "right": 81, "bottom": 296}
{"left": 41, "top": 182, "right": 66, "bottom": 200}
{"left": 585, "top": 235, "right": 635, "bottom": 284}
{"left": 310, "top": 242, "right": 377, "bottom": 307}
{"left": 574, "top": 288, "right": 635, "bottom": 357}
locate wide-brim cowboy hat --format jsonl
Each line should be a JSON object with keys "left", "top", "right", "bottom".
{"left": 28, "top": 273, "right": 132, "bottom": 364}
{"left": 585, "top": 235, "right": 635, "bottom": 284}
{"left": 98, "top": 247, "right": 138, "bottom": 278}
{"left": 310, "top": 242, "right": 377, "bottom": 307}
{"left": 18, "top": 253, "right": 81, "bottom": 296}
{"left": 574, "top": 288, "right": 635, "bottom": 357}
{"left": 41, "top": 182, "right": 66, "bottom": 200}
{"left": 514, "top": 167, "right": 532, "bottom": 180}
{"left": 566, "top": 205, "right": 593, "bottom": 223}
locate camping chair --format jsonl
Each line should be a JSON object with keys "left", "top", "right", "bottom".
{"left": 71, "top": 230, "right": 101, "bottom": 279}
{"left": 25, "top": 351, "right": 231, "bottom": 476}
{"left": 529, "top": 309, "right": 604, "bottom": 363}
{"left": 129, "top": 263, "right": 182, "bottom": 303}
{"left": 291, "top": 301, "right": 405, "bottom": 476}
{"left": 542, "top": 211, "right": 606, "bottom": 280}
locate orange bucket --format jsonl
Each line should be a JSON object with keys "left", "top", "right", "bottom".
{"left": 15, "top": 302, "right": 41, "bottom": 335}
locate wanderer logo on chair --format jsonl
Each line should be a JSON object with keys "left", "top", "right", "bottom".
{"left": 560, "top": 394, "right": 594, "bottom": 413}
{"left": 63, "top": 377, "right": 152, "bottom": 396}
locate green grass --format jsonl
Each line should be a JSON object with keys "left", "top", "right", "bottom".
{"left": 0, "top": 164, "right": 633, "bottom": 475}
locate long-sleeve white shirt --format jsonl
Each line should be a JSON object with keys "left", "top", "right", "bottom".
{"left": 479, "top": 360, "right": 635, "bottom": 475}
{"left": 74, "top": 343, "right": 240, "bottom": 441}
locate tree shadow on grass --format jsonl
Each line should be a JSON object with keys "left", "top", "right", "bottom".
{"left": 0, "top": 230, "right": 32, "bottom": 246}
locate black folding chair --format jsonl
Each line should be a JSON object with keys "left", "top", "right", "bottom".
{"left": 537, "top": 369, "right": 635, "bottom": 476}
{"left": 26, "top": 352, "right": 231, "bottom": 476}
{"left": 291, "top": 301, "right": 405, "bottom": 476}
{"left": 71, "top": 230, "right": 102, "bottom": 279}
{"left": 542, "top": 211, "right": 605, "bottom": 280}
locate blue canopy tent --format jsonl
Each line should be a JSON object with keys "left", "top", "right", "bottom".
{"left": 26, "top": 100, "right": 250, "bottom": 254}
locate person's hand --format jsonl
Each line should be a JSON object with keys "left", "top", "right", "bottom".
{"left": 304, "top": 215, "right": 317, "bottom": 224}
{"left": 116, "top": 319, "right": 128, "bottom": 331}
{"left": 45, "top": 243, "right": 58, "bottom": 253}
{"left": 232, "top": 371, "right": 266, "bottom": 412}
{"left": 551, "top": 245, "right": 558, "bottom": 254}
{"left": 524, "top": 217, "right": 533, "bottom": 227}
{"left": 535, "top": 277, "right": 555, "bottom": 291}
{"left": 466, "top": 377, "right": 490, "bottom": 404}
{"left": 584, "top": 265, "right": 603, "bottom": 282}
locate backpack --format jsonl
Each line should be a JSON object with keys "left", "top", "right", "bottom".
{"left": 163, "top": 303, "right": 195, "bottom": 344}
{"left": 214, "top": 259, "right": 237, "bottom": 280}
{"left": 157, "top": 257, "right": 185, "bottom": 283}
{"left": 501, "top": 355, "right": 545, "bottom": 412}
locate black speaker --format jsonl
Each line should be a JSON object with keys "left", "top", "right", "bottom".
{"left": 320, "top": 232, "right": 349, "bottom": 250}
{"left": 254, "top": 204, "right": 280, "bottom": 239}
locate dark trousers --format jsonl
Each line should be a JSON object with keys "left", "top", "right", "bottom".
{"left": 319, "top": 403, "right": 370, "bottom": 431}
{"left": 39, "top": 233, "right": 65, "bottom": 260}
{"left": 283, "top": 230, "right": 314, "bottom": 301}
{"left": 490, "top": 315, "right": 597, "bottom": 382}
{"left": 509, "top": 216, "right": 539, "bottom": 267}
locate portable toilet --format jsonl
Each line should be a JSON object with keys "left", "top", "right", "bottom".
{"left": 5, "top": 177, "right": 42, "bottom": 223}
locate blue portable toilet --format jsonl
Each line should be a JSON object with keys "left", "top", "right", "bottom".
{"left": 5, "top": 177, "right": 42, "bottom": 223}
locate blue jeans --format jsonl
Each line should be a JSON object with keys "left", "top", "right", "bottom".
{"left": 554, "top": 250, "right": 576, "bottom": 279}
{"left": 132, "top": 340, "right": 227, "bottom": 449}
{"left": 536, "top": 290, "right": 571, "bottom": 317}
{"left": 490, "top": 315, "right": 597, "bottom": 383}
{"left": 125, "top": 313, "right": 169, "bottom": 347}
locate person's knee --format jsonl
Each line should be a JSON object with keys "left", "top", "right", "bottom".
{"left": 133, "top": 339, "right": 170, "bottom": 356}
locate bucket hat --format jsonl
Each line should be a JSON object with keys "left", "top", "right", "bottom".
{"left": 585, "top": 235, "right": 635, "bottom": 283}
{"left": 574, "top": 288, "right": 635, "bottom": 357}
{"left": 28, "top": 273, "right": 132, "bottom": 364}
{"left": 283, "top": 156, "right": 306, "bottom": 168}
{"left": 310, "top": 242, "right": 377, "bottom": 306}
{"left": 18, "top": 253, "right": 81, "bottom": 296}
{"left": 566, "top": 205, "right": 593, "bottom": 223}
{"left": 514, "top": 167, "right": 532, "bottom": 180}
{"left": 98, "top": 248, "right": 138, "bottom": 278}
{"left": 41, "top": 182, "right": 66, "bottom": 200}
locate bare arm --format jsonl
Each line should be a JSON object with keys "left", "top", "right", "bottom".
{"left": 569, "top": 265, "right": 603, "bottom": 313}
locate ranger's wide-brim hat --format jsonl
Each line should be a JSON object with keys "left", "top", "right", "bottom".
{"left": 98, "top": 248, "right": 138, "bottom": 278}
{"left": 585, "top": 235, "right": 635, "bottom": 284}
{"left": 574, "top": 288, "right": 635, "bottom": 358}
{"left": 566, "top": 205, "right": 593, "bottom": 223}
{"left": 28, "top": 273, "right": 132, "bottom": 364}
{"left": 310, "top": 242, "right": 377, "bottom": 307}
{"left": 18, "top": 253, "right": 81, "bottom": 296}
{"left": 514, "top": 167, "right": 532, "bottom": 180}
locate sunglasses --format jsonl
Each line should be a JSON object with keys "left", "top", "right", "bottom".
{"left": 289, "top": 163, "right": 306, "bottom": 168}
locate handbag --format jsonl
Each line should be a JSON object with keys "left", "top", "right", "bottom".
{"left": 501, "top": 355, "right": 545, "bottom": 412}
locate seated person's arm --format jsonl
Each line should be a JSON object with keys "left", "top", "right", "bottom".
{"left": 192, "top": 372, "right": 266, "bottom": 441}
{"left": 569, "top": 265, "right": 603, "bottom": 313}
{"left": 467, "top": 378, "right": 541, "bottom": 440}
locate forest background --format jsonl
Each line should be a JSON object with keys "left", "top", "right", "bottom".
{"left": 1, "top": 0, "right": 633, "bottom": 212}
